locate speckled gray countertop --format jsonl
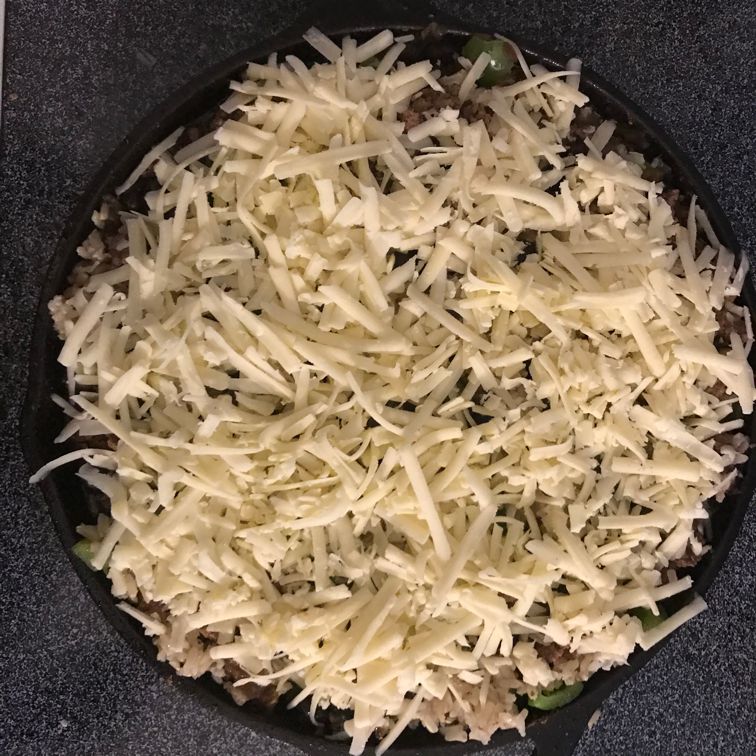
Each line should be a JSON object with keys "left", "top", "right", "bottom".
{"left": 1, "top": 1, "right": 755, "bottom": 754}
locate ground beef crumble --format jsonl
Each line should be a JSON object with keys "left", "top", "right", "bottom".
{"left": 661, "top": 187, "right": 689, "bottom": 225}
{"left": 535, "top": 642, "right": 575, "bottom": 668}
{"left": 716, "top": 302, "right": 750, "bottom": 344}
{"left": 175, "top": 107, "right": 230, "bottom": 150}
{"left": 709, "top": 380, "right": 731, "bottom": 401}
{"left": 136, "top": 597, "right": 170, "bottom": 623}
{"left": 669, "top": 543, "right": 706, "bottom": 569}
{"left": 399, "top": 87, "right": 493, "bottom": 131}
{"left": 222, "top": 659, "right": 279, "bottom": 707}
{"left": 565, "top": 105, "right": 602, "bottom": 154}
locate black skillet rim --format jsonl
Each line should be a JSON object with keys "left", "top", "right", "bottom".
{"left": 20, "top": 4, "right": 756, "bottom": 756}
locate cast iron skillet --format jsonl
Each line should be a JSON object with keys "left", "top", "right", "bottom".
{"left": 21, "top": 1, "right": 756, "bottom": 754}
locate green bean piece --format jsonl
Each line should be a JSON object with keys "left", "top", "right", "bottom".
{"left": 630, "top": 606, "right": 668, "bottom": 631}
{"left": 528, "top": 681, "right": 584, "bottom": 711}
{"left": 461, "top": 36, "right": 515, "bottom": 87}
{"left": 72, "top": 539, "right": 95, "bottom": 569}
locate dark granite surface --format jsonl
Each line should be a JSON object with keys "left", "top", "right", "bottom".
{"left": 1, "top": 1, "right": 755, "bottom": 754}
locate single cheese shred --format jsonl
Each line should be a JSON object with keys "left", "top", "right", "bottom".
{"left": 36, "top": 26, "right": 753, "bottom": 753}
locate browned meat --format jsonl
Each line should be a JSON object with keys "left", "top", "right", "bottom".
{"left": 209, "top": 109, "right": 230, "bottom": 132}
{"left": 223, "top": 660, "right": 247, "bottom": 681}
{"left": 198, "top": 629, "right": 219, "bottom": 649}
{"left": 709, "top": 380, "right": 730, "bottom": 401}
{"left": 119, "top": 170, "right": 161, "bottom": 215}
{"left": 399, "top": 89, "right": 461, "bottom": 131}
{"left": 570, "top": 105, "right": 602, "bottom": 141}
{"left": 606, "top": 118, "right": 651, "bottom": 154}
{"left": 661, "top": 187, "right": 692, "bottom": 225}
{"left": 662, "top": 187, "right": 680, "bottom": 212}
{"left": 97, "top": 195, "right": 123, "bottom": 236}
{"left": 223, "top": 660, "right": 279, "bottom": 707}
{"left": 710, "top": 301, "right": 751, "bottom": 403}
{"left": 399, "top": 108, "right": 424, "bottom": 131}
{"left": 669, "top": 545, "right": 704, "bottom": 570}
{"left": 713, "top": 432, "right": 750, "bottom": 458}
{"left": 137, "top": 597, "right": 170, "bottom": 623}
{"left": 399, "top": 88, "right": 492, "bottom": 132}
{"left": 459, "top": 99, "right": 492, "bottom": 127}
{"left": 412, "top": 90, "right": 460, "bottom": 113}
{"left": 73, "top": 434, "right": 117, "bottom": 451}
{"left": 716, "top": 302, "right": 749, "bottom": 343}
{"left": 535, "top": 642, "right": 574, "bottom": 667}
{"left": 176, "top": 125, "right": 203, "bottom": 149}
{"left": 641, "top": 159, "right": 671, "bottom": 183}
{"left": 175, "top": 108, "right": 229, "bottom": 151}
{"left": 564, "top": 104, "right": 602, "bottom": 155}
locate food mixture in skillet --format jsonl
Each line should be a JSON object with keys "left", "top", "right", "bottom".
{"left": 35, "top": 27, "right": 754, "bottom": 753}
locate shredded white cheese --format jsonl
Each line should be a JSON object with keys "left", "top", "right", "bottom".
{"left": 37, "top": 27, "right": 753, "bottom": 755}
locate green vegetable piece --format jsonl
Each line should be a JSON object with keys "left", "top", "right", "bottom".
{"left": 630, "top": 606, "right": 668, "bottom": 631}
{"left": 461, "top": 35, "right": 515, "bottom": 87}
{"left": 528, "top": 681, "right": 584, "bottom": 711}
{"left": 72, "top": 539, "right": 95, "bottom": 569}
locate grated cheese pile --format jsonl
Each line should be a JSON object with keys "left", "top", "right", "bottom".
{"left": 40, "top": 27, "right": 754, "bottom": 752}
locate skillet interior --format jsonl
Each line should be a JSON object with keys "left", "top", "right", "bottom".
{"left": 21, "top": 7, "right": 756, "bottom": 756}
